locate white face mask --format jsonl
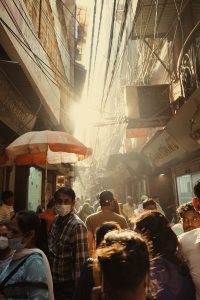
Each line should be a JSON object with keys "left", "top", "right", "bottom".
{"left": 0, "top": 236, "right": 9, "bottom": 250}
{"left": 56, "top": 204, "right": 72, "bottom": 217}
{"left": 8, "top": 237, "right": 25, "bottom": 251}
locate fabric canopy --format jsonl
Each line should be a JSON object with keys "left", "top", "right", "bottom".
{"left": 0, "top": 130, "right": 92, "bottom": 165}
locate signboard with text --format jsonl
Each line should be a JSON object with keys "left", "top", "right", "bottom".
{"left": 143, "top": 130, "right": 186, "bottom": 167}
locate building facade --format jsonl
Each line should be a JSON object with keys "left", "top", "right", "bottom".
{"left": 0, "top": 0, "right": 81, "bottom": 210}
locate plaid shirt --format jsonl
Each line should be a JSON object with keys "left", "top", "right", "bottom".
{"left": 49, "top": 211, "right": 88, "bottom": 285}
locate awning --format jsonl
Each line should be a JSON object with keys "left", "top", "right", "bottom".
{"left": 142, "top": 130, "right": 187, "bottom": 168}
{"left": 141, "top": 86, "right": 200, "bottom": 168}
{"left": 131, "top": 0, "right": 197, "bottom": 40}
{"left": 166, "top": 86, "right": 200, "bottom": 152}
{"left": 107, "top": 151, "right": 152, "bottom": 177}
{"left": 125, "top": 84, "right": 171, "bottom": 128}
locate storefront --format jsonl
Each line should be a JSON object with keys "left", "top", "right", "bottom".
{"left": 172, "top": 156, "right": 200, "bottom": 205}
{"left": 28, "top": 167, "right": 42, "bottom": 211}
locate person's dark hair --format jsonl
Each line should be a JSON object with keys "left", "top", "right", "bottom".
{"left": 97, "top": 230, "right": 150, "bottom": 300}
{"left": 99, "top": 191, "right": 114, "bottom": 207}
{"left": 47, "top": 198, "right": 55, "bottom": 209}
{"left": 2, "top": 191, "right": 13, "bottom": 203}
{"left": 14, "top": 210, "right": 49, "bottom": 257}
{"left": 54, "top": 187, "right": 76, "bottom": 201}
{"left": 177, "top": 201, "right": 196, "bottom": 219}
{"left": 142, "top": 198, "right": 156, "bottom": 209}
{"left": 95, "top": 222, "right": 120, "bottom": 248}
{"left": 194, "top": 180, "right": 200, "bottom": 199}
{"left": 135, "top": 211, "right": 179, "bottom": 264}
{"left": 0, "top": 221, "right": 9, "bottom": 227}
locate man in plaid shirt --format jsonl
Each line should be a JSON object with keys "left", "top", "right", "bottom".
{"left": 49, "top": 187, "right": 88, "bottom": 300}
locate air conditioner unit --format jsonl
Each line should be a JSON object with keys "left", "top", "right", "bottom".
{"left": 125, "top": 84, "right": 171, "bottom": 127}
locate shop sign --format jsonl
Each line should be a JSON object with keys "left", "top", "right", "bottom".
{"left": 0, "top": 0, "right": 60, "bottom": 125}
{"left": 143, "top": 131, "right": 186, "bottom": 167}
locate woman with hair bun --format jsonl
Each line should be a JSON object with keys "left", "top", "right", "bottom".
{"left": 135, "top": 211, "right": 195, "bottom": 300}
{"left": 93, "top": 230, "right": 150, "bottom": 300}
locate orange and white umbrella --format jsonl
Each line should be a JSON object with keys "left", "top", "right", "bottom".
{"left": 0, "top": 130, "right": 92, "bottom": 205}
{"left": 0, "top": 130, "right": 92, "bottom": 165}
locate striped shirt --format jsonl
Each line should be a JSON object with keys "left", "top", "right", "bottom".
{"left": 49, "top": 211, "right": 88, "bottom": 285}
{"left": 0, "top": 204, "right": 14, "bottom": 222}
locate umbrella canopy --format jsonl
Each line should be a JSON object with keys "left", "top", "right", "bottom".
{"left": 0, "top": 130, "right": 92, "bottom": 165}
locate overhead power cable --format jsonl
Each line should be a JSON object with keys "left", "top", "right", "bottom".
{"left": 91, "top": 0, "right": 105, "bottom": 87}
{"left": 100, "top": 0, "right": 117, "bottom": 112}
{"left": 87, "top": 0, "right": 97, "bottom": 95}
{"left": 1, "top": 0, "right": 78, "bottom": 95}
{"left": 0, "top": 5, "right": 77, "bottom": 120}
{"left": 14, "top": 0, "right": 74, "bottom": 88}
{"left": 101, "top": 0, "right": 131, "bottom": 111}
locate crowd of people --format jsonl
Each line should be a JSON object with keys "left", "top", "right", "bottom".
{"left": 0, "top": 183, "right": 200, "bottom": 300}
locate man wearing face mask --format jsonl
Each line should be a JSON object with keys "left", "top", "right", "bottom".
{"left": 49, "top": 187, "right": 89, "bottom": 300}
{"left": 0, "top": 222, "right": 14, "bottom": 273}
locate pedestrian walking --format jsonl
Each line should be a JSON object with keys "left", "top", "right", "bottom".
{"left": 74, "top": 221, "right": 120, "bottom": 300}
{"left": 0, "top": 221, "right": 14, "bottom": 274}
{"left": 92, "top": 230, "right": 150, "bottom": 300}
{"left": 0, "top": 191, "right": 14, "bottom": 222}
{"left": 179, "top": 180, "right": 200, "bottom": 300}
{"left": 86, "top": 191, "right": 128, "bottom": 256}
{"left": 177, "top": 201, "right": 200, "bottom": 232}
{"left": 123, "top": 195, "right": 136, "bottom": 220}
{"left": 135, "top": 211, "right": 195, "bottom": 300}
{"left": 0, "top": 210, "right": 54, "bottom": 299}
{"left": 78, "top": 202, "right": 93, "bottom": 223}
{"left": 49, "top": 187, "right": 88, "bottom": 300}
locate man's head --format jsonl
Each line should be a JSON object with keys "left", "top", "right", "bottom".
{"left": 99, "top": 191, "right": 114, "bottom": 209}
{"left": 54, "top": 187, "right": 76, "bottom": 217}
{"left": 177, "top": 201, "right": 200, "bottom": 232}
{"left": 127, "top": 195, "right": 133, "bottom": 206}
{"left": 142, "top": 199, "right": 157, "bottom": 211}
{"left": 193, "top": 180, "right": 200, "bottom": 212}
{"left": 2, "top": 191, "right": 14, "bottom": 206}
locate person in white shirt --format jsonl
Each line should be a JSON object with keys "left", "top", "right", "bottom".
{"left": 151, "top": 195, "right": 165, "bottom": 216}
{"left": 0, "top": 191, "right": 14, "bottom": 222}
{"left": 123, "top": 196, "right": 136, "bottom": 220}
{"left": 135, "top": 195, "right": 148, "bottom": 216}
{"left": 179, "top": 180, "right": 200, "bottom": 300}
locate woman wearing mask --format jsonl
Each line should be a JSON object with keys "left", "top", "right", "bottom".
{"left": 0, "top": 222, "right": 14, "bottom": 273}
{"left": 135, "top": 211, "right": 195, "bottom": 300}
{"left": 0, "top": 210, "right": 54, "bottom": 300}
